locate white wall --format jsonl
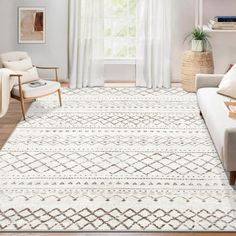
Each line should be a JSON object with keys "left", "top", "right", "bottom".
{"left": 203, "top": 0, "right": 236, "bottom": 74}
{"left": 0, "top": 0, "right": 68, "bottom": 81}
{"left": 171, "top": 0, "right": 195, "bottom": 81}
{"left": 0, "top": 0, "right": 16, "bottom": 53}
{"left": 0, "top": 0, "right": 236, "bottom": 82}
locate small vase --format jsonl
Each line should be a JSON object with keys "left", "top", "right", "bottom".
{"left": 191, "top": 40, "right": 204, "bottom": 52}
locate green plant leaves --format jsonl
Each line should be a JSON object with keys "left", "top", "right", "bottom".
{"left": 184, "top": 27, "right": 212, "bottom": 52}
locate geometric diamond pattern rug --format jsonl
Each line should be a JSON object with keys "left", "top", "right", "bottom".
{"left": 0, "top": 87, "right": 236, "bottom": 231}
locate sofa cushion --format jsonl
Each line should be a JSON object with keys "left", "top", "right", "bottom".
{"left": 218, "top": 64, "right": 236, "bottom": 99}
{"left": 12, "top": 79, "right": 60, "bottom": 98}
{"left": 197, "top": 87, "right": 236, "bottom": 159}
{"left": 3, "top": 57, "right": 33, "bottom": 71}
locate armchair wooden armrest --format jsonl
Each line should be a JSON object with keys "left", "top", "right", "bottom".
{"left": 9, "top": 74, "right": 24, "bottom": 102}
{"left": 35, "top": 66, "right": 59, "bottom": 70}
{"left": 34, "top": 65, "right": 59, "bottom": 82}
{"left": 10, "top": 74, "right": 23, "bottom": 87}
{"left": 10, "top": 74, "right": 23, "bottom": 77}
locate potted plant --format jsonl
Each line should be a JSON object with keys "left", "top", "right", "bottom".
{"left": 185, "top": 27, "right": 211, "bottom": 52}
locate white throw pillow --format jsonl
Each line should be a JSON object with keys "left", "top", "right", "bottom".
{"left": 217, "top": 64, "right": 236, "bottom": 99}
{"left": 3, "top": 57, "right": 33, "bottom": 71}
{"left": 12, "top": 67, "right": 39, "bottom": 85}
{"left": 27, "top": 67, "right": 39, "bottom": 80}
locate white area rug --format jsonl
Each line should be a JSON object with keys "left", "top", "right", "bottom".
{"left": 0, "top": 87, "right": 236, "bottom": 231}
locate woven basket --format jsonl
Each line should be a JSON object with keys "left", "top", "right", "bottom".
{"left": 181, "top": 51, "right": 214, "bottom": 92}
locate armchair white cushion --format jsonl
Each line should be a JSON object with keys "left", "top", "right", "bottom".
{"left": 1, "top": 52, "right": 39, "bottom": 84}
{"left": 3, "top": 57, "right": 33, "bottom": 71}
{"left": 11, "top": 67, "right": 39, "bottom": 85}
{"left": 0, "top": 51, "right": 29, "bottom": 66}
{"left": 12, "top": 79, "right": 60, "bottom": 98}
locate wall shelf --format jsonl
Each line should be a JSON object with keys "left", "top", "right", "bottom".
{"left": 203, "top": 25, "right": 236, "bottom": 33}
{"left": 195, "top": 0, "right": 236, "bottom": 33}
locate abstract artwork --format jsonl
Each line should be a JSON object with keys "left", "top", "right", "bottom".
{"left": 18, "top": 7, "right": 45, "bottom": 43}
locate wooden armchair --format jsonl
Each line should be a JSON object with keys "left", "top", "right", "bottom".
{"left": 0, "top": 52, "right": 62, "bottom": 120}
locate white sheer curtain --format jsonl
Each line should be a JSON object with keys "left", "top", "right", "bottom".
{"left": 136, "top": 0, "right": 172, "bottom": 89}
{"left": 68, "top": 0, "right": 104, "bottom": 88}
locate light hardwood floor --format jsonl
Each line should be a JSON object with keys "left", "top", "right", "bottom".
{"left": 0, "top": 85, "right": 236, "bottom": 236}
{"left": 0, "top": 98, "right": 32, "bottom": 149}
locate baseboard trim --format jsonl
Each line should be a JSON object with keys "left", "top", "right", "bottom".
{"left": 105, "top": 80, "right": 135, "bottom": 83}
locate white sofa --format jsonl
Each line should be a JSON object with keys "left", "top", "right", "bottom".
{"left": 196, "top": 74, "right": 236, "bottom": 185}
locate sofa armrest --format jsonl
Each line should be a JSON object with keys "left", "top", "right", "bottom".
{"left": 196, "top": 74, "right": 224, "bottom": 90}
{"left": 224, "top": 128, "right": 236, "bottom": 171}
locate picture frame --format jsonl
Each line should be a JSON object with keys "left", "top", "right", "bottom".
{"left": 18, "top": 7, "right": 46, "bottom": 44}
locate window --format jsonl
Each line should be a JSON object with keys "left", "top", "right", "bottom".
{"left": 104, "top": 0, "right": 136, "bottom": 59}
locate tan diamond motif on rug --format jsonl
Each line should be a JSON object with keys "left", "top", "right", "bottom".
{"left": 0, "top": 87, "right": 236, "bottom": 231}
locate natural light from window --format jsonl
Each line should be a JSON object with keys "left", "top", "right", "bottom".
{"left": 104, "top": 0, "right": 136, "bottom": 59}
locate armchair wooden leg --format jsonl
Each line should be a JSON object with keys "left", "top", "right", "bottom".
{"left": 20, "top": 96, "right": 26, "bottom": 120}
{"left": 58, "top": 89, "right": 62, "bottom": 107}
{"left": 229, "top": 171, "right": 236, "bottom": 185}
{"left": 15, "top": 74, "right": 26, "bottom": 120}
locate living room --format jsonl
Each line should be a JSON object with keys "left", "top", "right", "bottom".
{"left": 0, "top": 0, "right": 236, "bottom": 235}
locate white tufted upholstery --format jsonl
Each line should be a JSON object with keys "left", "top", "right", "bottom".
{"left": 0, "top": 52, "right": 29, "bottom": 68}
{"left": 0, "top": 52, "right": 39, "bottom": 84}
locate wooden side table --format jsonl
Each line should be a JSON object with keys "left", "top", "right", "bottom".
{"left": 181, "top": 51, "right": 214, "bottom": 92}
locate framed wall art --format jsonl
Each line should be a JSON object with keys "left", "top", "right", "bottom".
{"left": 18, "top": 7, "right": 46, "bottom": 43}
